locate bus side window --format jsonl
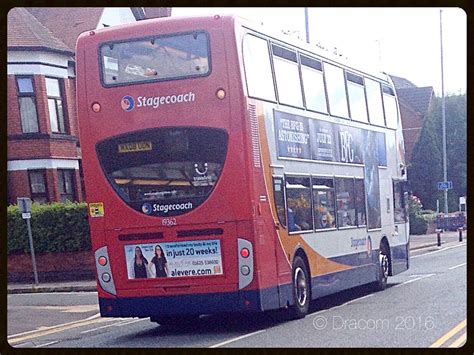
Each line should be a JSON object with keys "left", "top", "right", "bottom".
{"left": 286, "top": 176, "right": 313, "bottom": 233}
{"left": 272, "top": 177, "right": 286, "bottom": 228}
{"left": 335, "top": 178, "right": 356, "bottom": 228}
{"left": 312, "top": 177, "right": 336, "bottom": 230}
{"left": 393, "top": 181, "right": 407, "bottom": 223}
{"left": 243, "top": 34, "right": 276, "bottom": 102}
{"left": 354, "top": 178, "right": 366, "bottom": 226}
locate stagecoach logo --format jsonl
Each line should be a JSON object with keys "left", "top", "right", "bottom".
{"left": 121, "top": 95, "right": 135, "bottom": 112}
{"left": 141, "top": 203, "right": 152, "bottom": 215}
{"left": 121, "top": 92, "right": 196, "bottom": 112}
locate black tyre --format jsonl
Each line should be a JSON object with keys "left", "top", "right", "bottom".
{"left": 370, "top": 242, "right": 390, "bottom": 291}
{"left": 289, "top": 256, "right": 310, "bottom": 319}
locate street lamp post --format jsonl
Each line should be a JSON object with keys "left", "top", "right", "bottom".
{"left": 304, "top": 7, "right": 310, "bottom": 44}
{"left": 440, "top": 9, "right": 448, "bottom": 216}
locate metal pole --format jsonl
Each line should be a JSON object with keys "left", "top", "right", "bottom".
{"left": 304, "top": 7, "right": 310, "bottom": 44}
{"left": 440, "top": 9, "right": 448, "bottom": 216}
{"left": 26, "top": 218, "right": 39, "bottom": 285}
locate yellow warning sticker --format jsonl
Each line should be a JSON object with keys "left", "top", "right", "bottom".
{"left": 89, "top": 202, "right": 104, "bottom": 218}
{"left": 118, "top": 141, "right": 152, "bottom": 153}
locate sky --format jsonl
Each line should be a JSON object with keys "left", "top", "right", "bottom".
{"left": 172, "top": 7, "right": 466, "bottom": 96}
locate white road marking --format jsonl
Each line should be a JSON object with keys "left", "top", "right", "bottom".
{"left": 80, "top": 318, "right": 144, "bottom": 334}
{"left": 393, "top": 273, "right": 435, "bottom": 288}
{"left": 35, "top": 340, "right": 60, "bottom": 348}
{"left": 80, "top": 320, "right": 129, "bottom": 334}
{"left": 115, "top": 318, "right": 147, "bottom": 327}
{"left": 411, "top": 243, "right": 465, "bottom": 259}
{"left": 209, "top": 329, "right": 267, "bottom": 348}
{"left": 448, "top": 262, "right": 466, "bottom": 270}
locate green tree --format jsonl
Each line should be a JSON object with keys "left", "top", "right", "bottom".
{"left": 408, "top": 108, "right": 443, "bottom": 211}
{"left": 408, "top": 93, "right": 466, "bottom": 212}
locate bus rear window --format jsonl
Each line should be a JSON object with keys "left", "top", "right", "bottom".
{"left": 99, "top": 31, "right": 210, "bottom": 86}
{"left": 96, "top": 127, "right": 227, "bottom": 217}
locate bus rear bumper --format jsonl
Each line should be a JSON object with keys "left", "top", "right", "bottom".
{"left": 98, "top": 289, "right": 263, "bottom": 317}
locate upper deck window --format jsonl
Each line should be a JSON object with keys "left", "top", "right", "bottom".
{"left": 243, "top": 34, "right": 276, "bottom": 102}
{"left": 382, "top": 85, "right": 398, "bottom": 129}
{"left": 365, "top": 78, "right": 385, "bottom": 126}
{"left": 346, "top": 72, "right": 368, "bottom": 123}
{"left": 324, "top": 63, "right": 349, "bottom": 118}
{"left": 99, "top": 31, "right": 210, "bottom": 86}
{"left": 272, "top": 44, "right": 303, "bottom": 107}
{"left": 300, "top": 55, "right": 327, "bottom": 113}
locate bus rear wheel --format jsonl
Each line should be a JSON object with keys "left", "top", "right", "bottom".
{"left": 289, "top": 256, "right": 310, "bottom": 319}
{"left": 371, "top": 243, "right": 390, "bottom": 291}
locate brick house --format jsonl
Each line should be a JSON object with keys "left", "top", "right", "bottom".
{"left": 390, "top": 75, "right": 434, "bottom": 163}
{"left": 7, "top": 7, "right": 171, "bottom": 205}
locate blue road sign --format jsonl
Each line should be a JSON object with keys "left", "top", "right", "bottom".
{"left": 437, "top": 181, "right": 453, "bottom": 190}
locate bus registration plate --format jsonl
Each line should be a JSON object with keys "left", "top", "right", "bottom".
{"left": 118, "top": 141, "right": 152, "bottom": 153}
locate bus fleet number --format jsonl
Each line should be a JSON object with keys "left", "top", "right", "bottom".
{"left": 161, "top": 218, "right": 177, "bottom": 227}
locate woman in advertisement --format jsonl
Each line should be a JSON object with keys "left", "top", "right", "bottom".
{"left": 129, "top": 246, "right": 150, "bottom": 279}
{"left": 149, "top": 244, "right": 169, "bottom": 278}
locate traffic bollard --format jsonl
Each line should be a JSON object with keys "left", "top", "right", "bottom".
{"left": 458, "top": 227, "right": 463, "bottom": 242}
{"left": 436, "top": 229, "right": 442, "bottom": 247}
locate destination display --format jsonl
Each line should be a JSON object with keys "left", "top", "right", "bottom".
{"left": 274, "top": 110, "right": 387, "bottom": 167}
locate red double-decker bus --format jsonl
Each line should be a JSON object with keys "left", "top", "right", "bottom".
{"left": 76, "top": 15, "right": 409, "bottom": 324}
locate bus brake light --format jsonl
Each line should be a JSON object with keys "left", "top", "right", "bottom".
{"left": 240, "top": 248, "right": 250, "bottom": 258}
{"left": 98, "top": 256, "right": 107, "bottom": 266}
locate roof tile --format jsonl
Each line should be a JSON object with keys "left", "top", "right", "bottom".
{"left": 8, "top": 7, "right": 73, "bottom": 54}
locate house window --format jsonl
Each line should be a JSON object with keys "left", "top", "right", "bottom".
{"left": 58, "top": 169, "right": 76, "bottom": 202}
{"left": 45, "top": 77, "right": 67, "bottom": 133}
{"left": 28, "top": 170, "right": 48, "bottom": 203}
{"left": 16, "top": 76, "right": 39, "bottom": 133}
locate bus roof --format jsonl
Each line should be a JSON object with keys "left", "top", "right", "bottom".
{"left": 78, "top": 14, "right": 392, "bottom": 86}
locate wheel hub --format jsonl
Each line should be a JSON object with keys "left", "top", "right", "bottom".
{"left": 295, "top": 267, "right": 307, "bottom": 306}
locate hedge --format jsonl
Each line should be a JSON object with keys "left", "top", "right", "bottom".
{"left": 409, "top": 214, "right": 428, "bottom": 235}
{"left": 7, "top": 202, "right": 91, "bottom": 255}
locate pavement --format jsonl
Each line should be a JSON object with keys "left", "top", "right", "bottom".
{"left": 7, "top": 230, "right": 466, "bottom": 294}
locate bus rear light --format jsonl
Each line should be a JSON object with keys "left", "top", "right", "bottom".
{"left": 95, "top": 246, "right": 116, "bottom": 295}
{"left": 238, "top": 239, "right": 254, "bottom": 290}
{"left": 101, "top": 273, "right": 111, "bottom": 282}
{"left": 91, "top": 102, "right": 101, "bottom": 113}
{"left": 240, "top": 248, "right": 250, "bottom": 258}
{"left": 241, "top": 265, "right": 250, "bottom": 276}
{"left": 98, "top": 256, "right": 107, "bottom": 266}
{"left": 216, "top": 89, "right": 226, "bottom": 100}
